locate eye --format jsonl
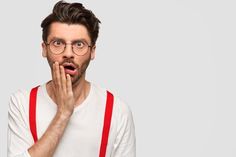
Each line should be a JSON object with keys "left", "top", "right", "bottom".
{"left": 52, "top": 40, "right": 64, "bottom": 47}
{"left": 74, "top": 41, "right": 85, "bottom": 49}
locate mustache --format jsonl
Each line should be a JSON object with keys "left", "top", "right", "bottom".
{"left": 50, "top": 59, "right": 79, "bottom": 68}
{"left": 61, "top": 59, "right": 78, "bottom": 67}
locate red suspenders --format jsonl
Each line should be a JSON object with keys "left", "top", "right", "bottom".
{"left": 29, "top": 86, "right": 39, "bottom": 143}
{"left": 99, "top": 91, "right": 114, "bottom": 157}
{"left": 29, "top": 86, "right": 114, "bottom": 157}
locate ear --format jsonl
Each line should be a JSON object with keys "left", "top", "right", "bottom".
{"left": 90, "top": 45, "right": 96, "bottom": 60}
{"left": 42, "top": 42, "right": 47, "bottom": 58}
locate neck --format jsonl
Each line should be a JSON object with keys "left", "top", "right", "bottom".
{"left": 46, "top": 74, "right": 90, "bottom": 107}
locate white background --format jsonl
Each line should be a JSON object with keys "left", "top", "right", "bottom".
{"left": 1, "top": 0, "right": 236, "bottom": 156}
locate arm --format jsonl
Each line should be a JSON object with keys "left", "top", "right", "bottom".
{"left": 27, "top": 110, "right": 71, "bottom": 157}
{"left": 8, "top": 92, "right": 33, "bottom": 157}
{"left": 8, "top": 62, "right": 75, "bottom": 157}
{"left": 28, "top": 62, "right": 75, "bottom": 157}
{"left": 8, "top": 99, "right": 71, "bottom": 157}
{"left": 111, "top": 104, "right": 136, "bottom": 157}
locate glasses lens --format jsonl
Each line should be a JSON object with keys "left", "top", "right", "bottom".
{"left": 49, "top": 40, "right": 65, "bottom": 54}
{"left": 72, "top": 41, "right": 89, "bottom": 56}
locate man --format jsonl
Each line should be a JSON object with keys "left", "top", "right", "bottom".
{"left": 7, "top": 1, "right": 136, "bottom": 157}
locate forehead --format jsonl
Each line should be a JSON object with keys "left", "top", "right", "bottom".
{"left": 48, "top": 22, "right": 91, "bottom": 43}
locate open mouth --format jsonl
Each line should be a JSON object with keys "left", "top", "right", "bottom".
{"left": 62, "top": 63, "right": 77, "bottom": 75}
{"left": 64, "top": 65, "right": 75, "bottom": 71}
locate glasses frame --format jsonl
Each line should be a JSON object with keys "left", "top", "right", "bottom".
{"left": 45, "top": 39, "right": 93, "bottom": 56}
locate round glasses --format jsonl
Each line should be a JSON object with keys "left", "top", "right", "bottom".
{"left": 46, "top": 39, "right": 92, "bottom": 56}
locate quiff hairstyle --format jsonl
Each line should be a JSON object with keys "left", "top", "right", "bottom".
{"left": 41, "top": 1, "right": 101, "bottom": 46}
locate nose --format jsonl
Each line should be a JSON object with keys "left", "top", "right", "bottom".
{"left": 63, "top": 43, "right": 74, "bottom": 58}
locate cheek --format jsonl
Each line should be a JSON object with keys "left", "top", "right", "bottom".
{"left": 78, "top": 56, "right": 91, "bottom": 73}
{"left": 46, "top": 55, "right": 60, "bottom": 68}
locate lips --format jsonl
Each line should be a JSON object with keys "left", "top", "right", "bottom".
{"left": 62, "top": 62, "right": 77, "bottom": 75}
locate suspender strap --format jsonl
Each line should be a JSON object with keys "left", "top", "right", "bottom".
{"left": 29, "top": 86, "right": 39, "bottom": 143}
{"left": 99, "top": 91, "right": 114, "bottom": 157}
{"left": 29, "top": 87, "right": 114, "bottom": 157}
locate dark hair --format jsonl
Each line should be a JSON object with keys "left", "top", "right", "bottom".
{"left": 41, "top": 1, "right": 101, "bottom": 46}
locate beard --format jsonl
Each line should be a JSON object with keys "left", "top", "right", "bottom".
{"left": 70, "top": 57, "right": 91, "bottom": 85}
{"left": 47, "top": 55, "right": 92, "bottom": 86}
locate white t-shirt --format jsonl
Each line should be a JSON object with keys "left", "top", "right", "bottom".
{"left": 7, "top": 83, "right": 136, "bottom": 157}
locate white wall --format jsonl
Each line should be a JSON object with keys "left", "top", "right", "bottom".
{"left": 1, "top": 0, "right": 236, "bottom": 156}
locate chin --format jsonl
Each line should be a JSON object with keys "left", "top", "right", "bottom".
{"left": 71, "top": 74, "right": 82, "bottom": 85}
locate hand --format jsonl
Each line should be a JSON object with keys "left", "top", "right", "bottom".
{"left": 52, "top": 62, "right": 75, "bottom": 117}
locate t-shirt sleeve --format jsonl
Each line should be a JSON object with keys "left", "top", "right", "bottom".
{"left": 111, "top": 100, "right": 136, "bottom": 157}
{"left": 7, "top": 91, "right": 33, "bottom": 157}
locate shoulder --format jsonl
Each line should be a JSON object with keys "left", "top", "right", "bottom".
{"left": 92, "top": 83, "right": 133, "bottom": 120}
{"left": 92, "top": 83, "right": 132, "bottom": 112}
{"left": 8, "top": 87, "right": 33, "bottom": 113}
{"left": 112, "top": 94, "right": 133, "bottom": 121}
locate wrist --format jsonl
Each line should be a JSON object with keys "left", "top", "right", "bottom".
{"left": 56, "top": 110, "right": 73, "bottom": 121}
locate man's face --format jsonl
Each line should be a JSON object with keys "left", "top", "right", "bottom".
{"left": 42, "top": 22, "right": 95, "bottom": 85}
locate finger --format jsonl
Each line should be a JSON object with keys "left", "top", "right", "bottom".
{"left": 66, "top": 74, "right": 73, "bottom": 95}
{"left": 60, "top": 65, "right": 67, "bottom": 93}
{"left": 52, "top": 62, "right": 57, "bottom": 87}
{"left": 55, "top": 62, "right": 61, "bottom": 89}
{"left": 51, "top": 62, "right": 54, "bottom": 80}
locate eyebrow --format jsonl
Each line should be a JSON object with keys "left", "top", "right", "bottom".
{"left": 49, "top": 37, "right": 89, "bottom": 44}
